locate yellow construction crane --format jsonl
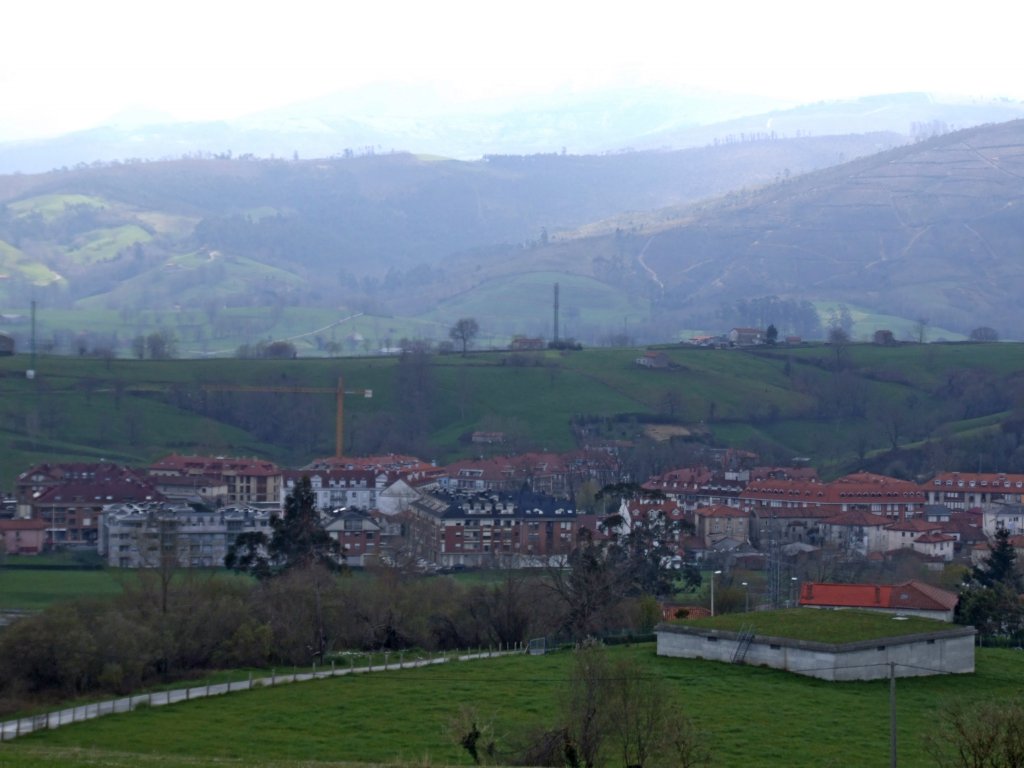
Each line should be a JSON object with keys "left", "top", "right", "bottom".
{"left": 202, "top": 376, "right": 372, "bottom": 458}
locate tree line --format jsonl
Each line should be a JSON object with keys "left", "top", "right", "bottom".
{"left": 0, "top": 564, "right": 666, "bottom": 716}
{"left": 0, "top": 480, "right": 676, "bottom": 716}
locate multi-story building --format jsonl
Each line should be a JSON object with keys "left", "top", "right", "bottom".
{"left": 325, "top": 509, "right": 386, "bottom": 567}
{"left": 99, "top": 502, "right": 271, "bottom": 568}
{"left": 694, "top": 505, "right": 751, "bottom": 549}
{"left": 15, "top": 462, "right": 152, "bottom": 518}
{"left": 148, "top": 455, "right": 283, "bottom": 507}
{"left": 27, "top": 473, "right": 164, "bottom": 548}
{"left": 439, "top": 451, "right": 620, "bottom": 498}
{"left": 400, "top": 489, "right": 595, "bottom": 567}
{"left": 926, "top": 472, "right": 1024, "bottom": 510}
{"left": 641, "top": 467, "right": 746, "bottom": 510}
{"left": 740, "top": 472, "right": 928, "bottom": 545}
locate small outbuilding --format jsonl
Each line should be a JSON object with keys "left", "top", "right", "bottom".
{"left": 656, "top": 609, "right": 975, "bottom": 680}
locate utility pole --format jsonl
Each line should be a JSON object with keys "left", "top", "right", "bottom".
{"left": 28, "top": 299, "right": 36, "bottom": 380}
{"left": 890, "top": 662, "right": 897, "bottom": 768}
{"left": 764, "top": 512, "right": 781, "bottom": 608}
{"left": 336, "top": 375, "right": 373, "bottom": 459}
{"left": 553, "top": 283, "right": 560, "bottom": 343}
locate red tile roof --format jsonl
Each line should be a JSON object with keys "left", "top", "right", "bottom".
{"left": 643, "top": 467, "right": 715, "bottom": 490}
{"left": 887, "top": 519, "right": 942, "bottom": 533}
{"left": 799, "top": 580, "right": 958, "bottom": 612}
{"left": 695, "top": 504, "right": 748, "bottom": 518}
{"left": 0, "top": 519, "right": 48, "bottom": 531}
{"left": 931, "top": 471, "right": 1024, "bottom": 489}
{"left": 742, "top": 475, "right": 925, "bottom": 509}
{"left": 822, "top": 510, "right": 893, "bottom": 527}
{"left": 34, "top": 478, "right": 163, "bottom": 505}
{"left": 150, "top": 454, "right": 280, "bottom": 476}
{"left": 915, "top": 533, "right": 956, "bottom": 544}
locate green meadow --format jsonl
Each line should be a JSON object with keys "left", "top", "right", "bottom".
{"left": 2, "top": 643, "right": 1020, "bottom": 767}
{"left": 0, "top": 567, "right": 124, "bottom": 610}
{"left": 0, "top": 342, "right": 1021, "bottom": 487}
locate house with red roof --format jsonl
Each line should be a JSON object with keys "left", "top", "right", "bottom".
{"left": 926, "top": 471, "right": 1024, "bottom": 510}
{"left": 641, "top": 466, "right": 745, "bottom": 510}
{"left": 742, "top": 472, "right": 927, "bottom": 546}
{"left": 938, "top": 510, "right": 987, "bottom": 554}
{"left": 728, "top": 327, "right": 763, "bottom": 346}
{"left": 31, "top": 475, "right": 164, "bottom": 548}
{"left": 913, "top": 533, "right": 957, "bottom": 561}
{"left": 147, "top": 473, "right": 229, "bottom": 506}
{"left": 695, "top": 505, "right": 750, "bottom": 550}
{"left": 325, "top": 509, "right": 384, "bottom": 567}
{"left": 0, "top": 518, "right": 48, "bottom": 555}
{"left": 884, "top": 518, "right": 945, "bottom": 553}
{"left": 438, "top": 451, "right": 619, "bottom": 499}
{"left": 148, "top": 455, "right": 282, "bottom": 507}
{"left": 799, "top": 580, "right": 959, "bottom": 622}
{"left": 820, "top": 510, "right": 892, "bottom": 555}
{"left": 16, "top": 462, "right": 151, "bottom": 517}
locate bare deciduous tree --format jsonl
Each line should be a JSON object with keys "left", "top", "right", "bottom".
{"left": 449, "top": 317, "right": 480, "bottom": 356}
{"left": 929, "top": 699, "right": 1024, "bottom": 768}
{"left": 561, "top": 644, "right": 712, "bottom": 768}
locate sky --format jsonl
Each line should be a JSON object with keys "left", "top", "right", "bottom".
{"left": 2, "top": 0, "right": 1021, "bottom": 142}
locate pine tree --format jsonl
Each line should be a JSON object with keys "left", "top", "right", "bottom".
{"left": 972, "top": 526, "right": 1020, "bottom": 590}
{"left": 225, "top": 476, "right": 342, "bottom": 578}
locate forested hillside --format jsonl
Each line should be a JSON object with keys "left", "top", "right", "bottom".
{"left": 2, "top": 120, "right": 1023, "bottom": 350}
{"left": 0, "top": 134, "right": 898, "bottom": 347}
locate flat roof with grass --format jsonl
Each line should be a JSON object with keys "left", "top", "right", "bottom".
{"left": 670, "top": 608, "right": 952, "bottom": 644}
{"left": 659, "top": 609, "right": 975, "bottom": 680}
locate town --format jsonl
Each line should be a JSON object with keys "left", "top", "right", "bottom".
{"left": 3, "top": 448, "right": 1012, "bottom": 616}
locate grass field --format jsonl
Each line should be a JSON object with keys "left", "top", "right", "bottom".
{"left": 66, "top": 225, "right": 152, "bottom": 265}
{"left": 2, "top": 643, "right": 1020, "bottom": 767}
{"left": 420, "top": 271, "right": 651, "bottom": 342}
{"left": 0, "top": 567, "right": 125, "bottom": 610}
{"left": 6, "top": 194, "right": 107, "bottom": 220}
{"left": 0, "top": 342, "right": 1020, "bottom": 488}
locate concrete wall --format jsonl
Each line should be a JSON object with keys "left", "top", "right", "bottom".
{"left": 656, "top": 624, "right": 975, "bottom": 680}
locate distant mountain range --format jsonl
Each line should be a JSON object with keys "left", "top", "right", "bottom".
{"left": 2, "top": 89, "right": 1022, "bottom": 175}
{"left": 1, "top": 90, "right": 1023, "bottom": 351}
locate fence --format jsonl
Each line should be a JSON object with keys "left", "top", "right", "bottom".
{"left": 0, "top": 643, "right": 524, "bottom": 742}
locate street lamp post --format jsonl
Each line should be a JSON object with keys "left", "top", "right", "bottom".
{"left": 711, "top": 569, "right": 722, "bottom": 616}
{"left": 741, "top": 581, "right": 749, "bottom": 612}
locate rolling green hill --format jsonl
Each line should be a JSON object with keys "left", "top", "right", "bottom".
{"left": 0, "top": 342, "right": 1021, "bottom": 488}
{"left": 2, "top": 122, "right": 1021, "bottom": 348}
{"left": 0, "top": 133, "right": 910, "bottom": 350}
{"left": 439, "top": 120, "right": 1024, "bottom": 341}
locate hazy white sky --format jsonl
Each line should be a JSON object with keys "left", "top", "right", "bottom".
{"left": 2, "top": 0, "right": 1020, "bottom": 141}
